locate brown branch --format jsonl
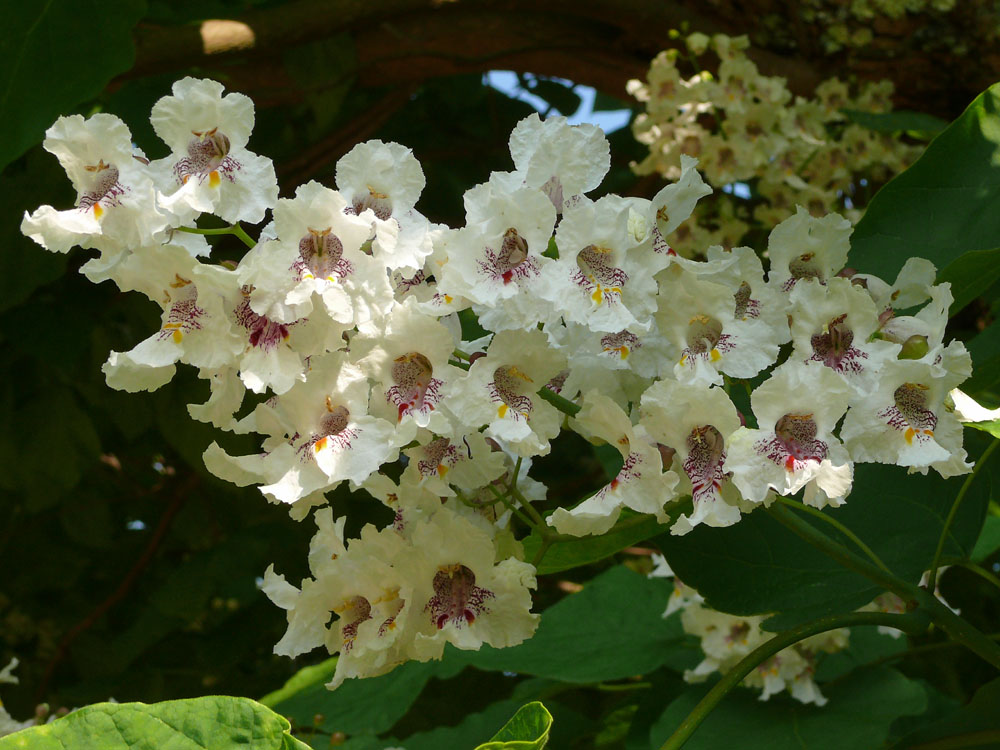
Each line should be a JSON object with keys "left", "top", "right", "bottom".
{"left": 119, "top": 0, "right": 1000, "bottom": 122}
{"left": 34, "top": 475, "right": 196, "bottom": 703}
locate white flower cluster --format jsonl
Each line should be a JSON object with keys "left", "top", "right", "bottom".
{"left": 650, "top": 556, "right": 848, "bottom": 705}
{"left": 22, "top": 77, "right": 973, "bottom": 689}
{"left": 628, "top": 33, "right": 923, "bottom": 256}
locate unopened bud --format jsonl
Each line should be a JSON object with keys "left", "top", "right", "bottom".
{"left": 330, "top": 731, "right": 347, "bottom": 746}
{"left": 835, "top": 266, "right": 857, "bottom": 278}
{"left": 468, "top": 351, "right": 487, "bottom": 365}
{"left": 899, "top": 335, "right": 929, "bottom": 360}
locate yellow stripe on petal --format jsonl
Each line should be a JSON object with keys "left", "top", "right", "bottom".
{"left": 498, "top": 404, "right": 508, "bottom": 419}
{"left": 93, "top": 203, "right": 104, "bottom": 219}
{"left": 209, "top": 171, "right": 221, "bottom": 187}
{"left": 904, "top": 427, "right": 915, "bottom": 445}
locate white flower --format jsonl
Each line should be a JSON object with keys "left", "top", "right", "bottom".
{"left": 539, "top": 195, "right": 666, "bottom": 333}
{"left": 241, "top": 182, "right": 392, "bottom": 328}
{"left": 656, "top": 265, "right": 782, "bottom": 385}
{"left": 548, "top": 391, "right": 679, "bottom": 536}
{"left": 204, "top": 352, "right": 398, "bottom": 506}
{"left": 101, "top": 244, "right": 244, "bottom": 392}
{"left": 446, "top": 329, "right": 566, "bottom": 457}
{"left": 21, "top": 114, "right": 171, "bottom": 281}
{"left": 150, "top": 77, "right": 278, "bottom": 224}
{"left": 335, "top": 140, "right": 435, "bottom": 274}
{"left": 724, "top": 363, "right": 854, "bottom": 508}
{"left": 841, "top": 349, "right": 971, "bottom": 474}
{"left": 496, "top": 113, "right": 610, "bottom": 212}
{"left": 407, "top": 506, "right": 538, "bottom": 658}
{"left": 788, "top": 277, "right": 901, "bottom": 395}
{"left": 648, "top": 155, "right": 712, "bottom": 255}
{"left": 401, "top": 431, "right": 507, "bottom": 498}
{"left": 767, "top": 206, "right": 851, "bottom": 291}
{"left": 352, "top": 296, "right": 460, "bottom": 437}
{"left": 640, "top": 380, "right": 744, "bottom": 534}
{"left": 437, "top": 180, "right": 558, "bottom": 331}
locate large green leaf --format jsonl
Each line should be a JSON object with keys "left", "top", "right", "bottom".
{"left": 0, "top": 0, "right": 147, "bottom": 171}
{"left": 476, "top": 701, "right": 552, "bottom": 749}
{"left": 848, "top": 82, "right": 1000, "bottom": 311}
{"left": 522, "top": 512, "right": 673, "bottom": 574}
{"left": 890, "top": 677, "right": 1000, "bottom": 749}
{"left": 972, "top": 515, "right": 1000, "bottom": 561}
{"left": 649, "top": 667, "right": 926, "bottom": 750}
{"left": 268, "top": 657, "right": 461, "bottom": 740}
{"left": 455, "top": 565, "right": 686, "bottom": 682}
{"left": 0, "top": 696, "right": 310, "bottom": 750}
{"left": 963, "top": 321, "right": 1000, "bottom": 396}
{"left": 655, "top": 459, "right": 991, "bottom": 630}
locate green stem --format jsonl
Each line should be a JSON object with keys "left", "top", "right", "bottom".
{"left": 769, "top": 503, "right": 1000, "bottom": 670}
{"left": 487, "top": 484, "right": 540, "bottom": 533}
{"left": 659, "top": 611, "right": 927, "bottom": 750}
{"left": 775, "top": 496, "right": 893, "bottom": 576}
{"left": 509, "top": 456, "right": 523, "bottom": 498}
{"left": 537, "top": 387, "right": 581, "bottom": 417}
{"left": 531, "top": 536, "right": 554, "bottom": 567}
{"left": 509, "top": 485, "right": 547, "bottom": 530}
{"left": 927, "top": 438, "right": 999, "bottom": 592}
{"left": 767, "top": 503, "right": 910, "bottom": 600}
{"left": 175, "top": 222, "right": 256, "bottom": 248}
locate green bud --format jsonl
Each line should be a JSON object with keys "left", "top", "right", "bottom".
{"left": 899, "top": 335, "right": 929, "bottom": 360}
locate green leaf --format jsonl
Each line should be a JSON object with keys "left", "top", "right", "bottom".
{"left": 0, "top": 696, "right": 310, "bottom": 750}
{"left": 813, "top": 625, "right": 908, "bottom": 681}
{"left": 964, "top": 321, "right": 1000, "bottom": 396}
{"left": 972, "top": 515, "right": 1000, "bottom": 560}
{"left": 261, "top": 657, "right": 338, "bottom": 708}
{"left": 967, "top": 419, "right": 1000, "bottom": 439}
{"left": 0, "top": 0, "right": 147, "bottom": 171}
{"left": 455, "top": 565, "right": 687, "bottom": 682}
{"left": 521, "top": 512, "right": 673, "bottom": 574}
{"left": 848, "top": 82, "right": 1000, "bottom": 312}
{"left": 655, "top": 460, "right": 991, "bottom": 630}
{"left": 937, "top": 246, "right": 1000, "bottom": 314}
{"left": 890, "top": 677, "right": 1000, "bottom": 749}
{"left": 842, "top": 108, "right": 949, "bottom": 137}
{"left": 269, "top": 658, "right": 461, "bottom": 739}
{"left": 650, "top": 667, "right": 926, "bottom": 750}
{"left": 475, "top": 701, "right": 553, "bottom": 749}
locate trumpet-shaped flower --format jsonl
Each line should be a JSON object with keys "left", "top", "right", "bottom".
{"left": 150, "top": 77, "right": 278, "bottom": 224}
{"left": 724, "top": 363, "right": 854, "bottom": 508}
{"left": 548, "top": 391, "right": 679, "bottom": 536}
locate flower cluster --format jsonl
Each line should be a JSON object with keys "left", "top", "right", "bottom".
{"left": 628, "top": 33, "right": 923, "bottom": 256}
{"left": 22, "top": 77, "right": 973, "bottom": 691}
{"left": 649, "top": 556, "right": 847, "bottom": 705}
